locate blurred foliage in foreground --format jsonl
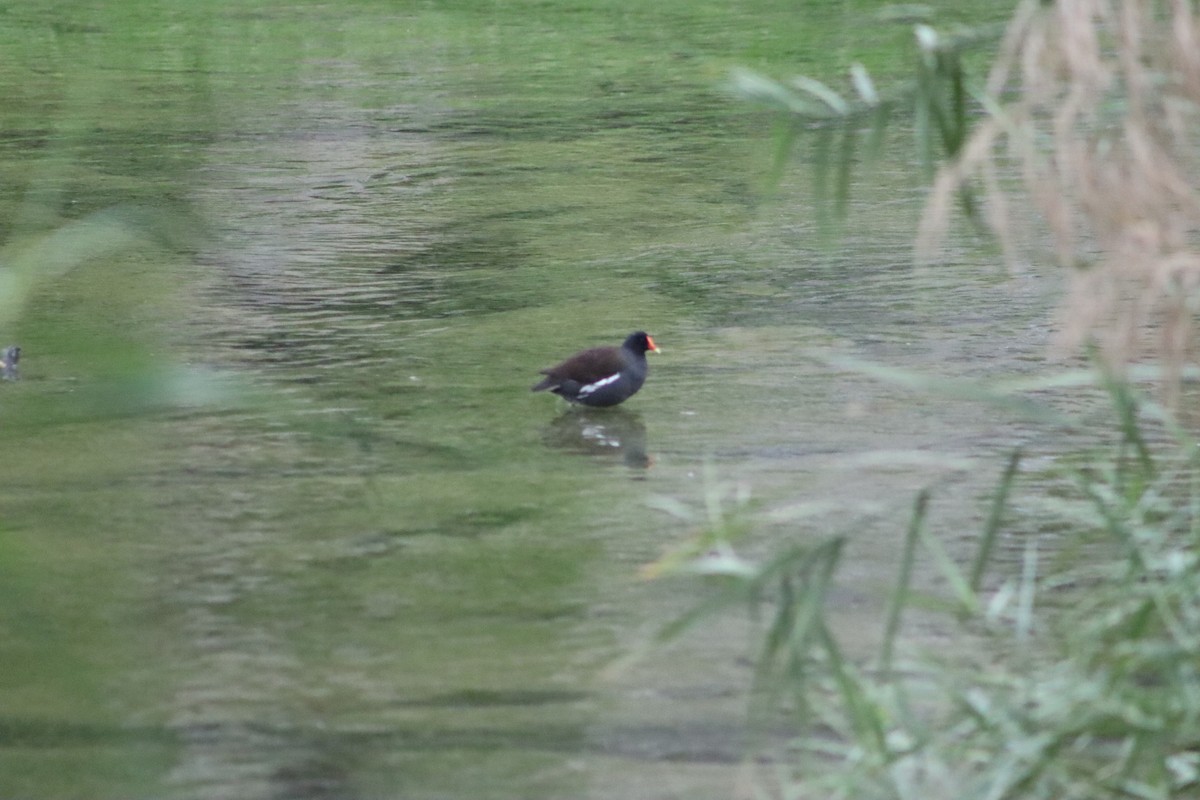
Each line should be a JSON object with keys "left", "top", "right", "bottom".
{"left": 651, "top": 367, "right": 1200, "bottom": 800}
{"left": 739, "top": 0, "right": 1200, "bottom": 402}
{"left": 667, "top": 1, "right": 1200, "bottom": 797}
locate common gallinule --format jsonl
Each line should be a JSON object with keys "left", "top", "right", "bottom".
{"left": 531, "top": 331, "right": 659, "bottom": 407}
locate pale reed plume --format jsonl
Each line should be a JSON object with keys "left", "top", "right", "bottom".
{"left": 918, "top": 0, "right": 1200, "bottom": 404}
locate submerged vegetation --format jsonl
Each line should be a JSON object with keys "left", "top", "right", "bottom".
{"left": 650, "top": 1, "right": 1200, "bottom": 797}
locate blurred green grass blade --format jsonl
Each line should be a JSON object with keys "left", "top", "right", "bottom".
{"left": 644, "top": 494, "right": 696, "bottom": 522}
{"left": 0, "top": 204, "right": 201, "bottom": 327}
{"left": 654, "top": 575, "right": 756, "bottom": 643}
{"left": 1016, "top": 536, "right": 1038, "bottom": 642}
{"left": 944, "top": 52, "right": 967, "bottom": 157}
{"left": 767, "top": 118, "right": 800, "bottom": 189}
{"left": 1, "top": 212, "right": 148, "bottom": 325}
{"left": 753, "top": 539, "right": 844, "bottom": 687}
{"left": 819, "top": 620, "right": 889, "bottom": 755}
{"left": 822, "top": 354, "right": 1077, "bottom": 426}
{"left": 850, "top": 62, "right": 879, "bottom": 105}
{"left": 913, "top": 40, "right": 937, "bottom": 179}
{"left": 971, "top": 449, "right": 1022, "bottom": 593}
{"left": 883, "top": 489, "right": 928, "bottom": 674}
{"left": 865, "top": 101, "right": 891, "bottom": 164}
{"left": 731, "top": 68, "right": 830, "bottom": 117}
{"left": 1099, "top": 367, "right": 1155, "bottom": 480}
{"left": 918, "top": 523, "right": 978, "bottom": 615}
{"left": 790, "top": 75, "right": 849, "bottom": 116}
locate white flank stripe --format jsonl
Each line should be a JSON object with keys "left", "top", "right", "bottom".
{"left": 577, "top": 372, "right": 620, "bottom": 397}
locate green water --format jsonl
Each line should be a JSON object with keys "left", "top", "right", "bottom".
{"left": 0, "top": 2, "right": 1063, "bottom": 798}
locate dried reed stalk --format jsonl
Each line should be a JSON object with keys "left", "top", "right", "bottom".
{"left": 918, "top": 0, "right": 1200, "bottom": 403}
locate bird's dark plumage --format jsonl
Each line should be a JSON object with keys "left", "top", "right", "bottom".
{"left": 532, "top": 331, "right": 659, "bottom": 407}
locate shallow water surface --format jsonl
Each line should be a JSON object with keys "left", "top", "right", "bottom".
{"left": 0, "top": 1, "right": 1083, "bottom": 798}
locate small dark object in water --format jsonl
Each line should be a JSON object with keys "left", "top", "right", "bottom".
{"left": 532, "top": 332, "right": 659, "bottom": 407}
{"left": 2, "top": 345, "right": 20, "bottom": 380}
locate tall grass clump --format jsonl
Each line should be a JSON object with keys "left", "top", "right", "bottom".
{"left": 738, "top": 1, "right": 1200, "bottom": 401}
{"left": 917, "top": 0, "right": 1200, "bottom": 405}
{"left": 691, "top": 2, "right": 1200, "bottom": 795}
{"left": 650, "top": 378, "right": 1200, "bottom": 799}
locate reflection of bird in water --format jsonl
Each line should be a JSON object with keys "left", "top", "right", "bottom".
{"left": 542, "top": 408, "right": 652, "bottom": 470}
{"left": 1, "top": 345, "right": 20, "bottom": 381}
{"left": 532, "top": 332, "right": 659, "bottom": 407}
